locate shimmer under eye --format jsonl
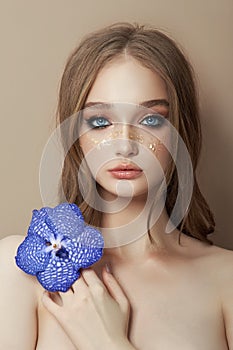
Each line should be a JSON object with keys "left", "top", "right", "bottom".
{"left": 86, "top": 116, "right": 112, "bottom": 129}
{"left": 140, "top": 114, "right": 165, "bottom": 128}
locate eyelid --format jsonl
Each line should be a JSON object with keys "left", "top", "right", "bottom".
{"left": 85, "top": 115, "right": 112, "bottom": 123}
{"left": 85, "top": 115, "right": 113, "bottom": 129}
{"left": 138, "top": 112, "right": 165, "bottom": 123}
{"left": 83, "top": 112, "right": 166, "bottom": 127}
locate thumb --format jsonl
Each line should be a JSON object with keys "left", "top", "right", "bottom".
{"left": 102, "top": 266, "right": 130, "bottom": 315}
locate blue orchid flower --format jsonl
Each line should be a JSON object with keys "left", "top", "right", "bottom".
{"left": 15, "top": 203, "right": 104, "bottom": 292}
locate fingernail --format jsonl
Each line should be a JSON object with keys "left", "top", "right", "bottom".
{"left": 105, "top": 263, "right": 111, "bottom": 273}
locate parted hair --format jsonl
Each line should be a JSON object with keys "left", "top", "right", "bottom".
{"left": 57, "top": 22, "right": 215, "bottom": 244}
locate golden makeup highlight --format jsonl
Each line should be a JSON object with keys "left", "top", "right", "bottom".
{"left": 81, "top": 123, "right": 164, "bottom": 155}
{"left": 57, "top": 22, "right": 215, "bottom": 244}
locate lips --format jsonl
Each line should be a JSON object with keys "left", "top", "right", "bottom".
{"left": 108, "top": 164, "right": 143, "bottom": 179}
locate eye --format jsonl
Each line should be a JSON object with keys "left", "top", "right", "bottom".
{"left": 86, "top": 116, "right": 112, "bottom": 129}
{"left": 140, "top": 114, "right": 165, "bottom": 128}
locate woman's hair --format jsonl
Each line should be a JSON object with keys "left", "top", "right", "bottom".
{"left": 57, "top": 22, "right": 215, "bottom": 244}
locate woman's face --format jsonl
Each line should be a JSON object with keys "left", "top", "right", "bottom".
{"left": 79, "top": 56, "right": 171, "bottom": 200}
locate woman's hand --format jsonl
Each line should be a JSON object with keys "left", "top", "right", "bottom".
{"left": 42, "top": 266, "right": 135, "bottom": 350}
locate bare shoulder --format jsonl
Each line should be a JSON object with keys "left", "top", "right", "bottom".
{"left": 207, "top": 243, "right": 233, "bottom": 266}
{"left": 0, "top": 234, "right": 24, "bottom": 268}
{"left": 205, "top": 244, "right": 233, "bottom": 284}
{"left": 0, "top": 235, "right": 39, "bottom": 348}
{"left": 202, "top": 243, "right": 233, "bottom": 348}
{"left": 206, "top": 244, "right": 233, "bottom": 286}
{"left": 0, "top": 233, "right": 25, "bottom": 255}
{"left": 176, "top": 235, "right": 233, "bottom": 347}
{"left": 0, "top": 234, "right": 38, "bottom": 292}
{"left": 0, "top": 235, "right": 27, "bottom": 275}
{"left": 179, "top": 233, "right": 233, "bottom": 280}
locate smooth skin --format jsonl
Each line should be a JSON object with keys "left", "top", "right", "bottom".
{"left": 42, "top": 268, "right": 134, "bottom": 350}
{"left": 0, "top": 56, "right": 233, "bottom": 350}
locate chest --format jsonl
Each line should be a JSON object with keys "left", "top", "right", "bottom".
{"left": 114, "top": 265, "right": 227, "bottom": 350}
{"left": 36, "top": 266, "right": 228, "bottom": 350}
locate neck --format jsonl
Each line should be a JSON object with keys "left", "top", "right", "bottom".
{"left": 99, "top": 190, "right": 180, "bottom": 263}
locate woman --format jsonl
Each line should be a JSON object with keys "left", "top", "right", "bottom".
{"left": 0, "top": 23, "right": 232, "bottom": 350}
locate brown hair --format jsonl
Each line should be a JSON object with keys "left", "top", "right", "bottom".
{"left": 57, "top": 22, "right": 215, "bottom": 244}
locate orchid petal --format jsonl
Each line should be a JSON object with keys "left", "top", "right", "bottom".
{"left": 15, "top": 203, "right": 104, "bottom": 292}
{"left": 37, "top": 258, "right": 80, "bottom": 292}
{"left": 15, "top": 234, "right": 49, "bottom": 275}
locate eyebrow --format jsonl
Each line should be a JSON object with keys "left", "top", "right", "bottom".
{"left": 84, "top": 99, "right": 169, "bottom": 109}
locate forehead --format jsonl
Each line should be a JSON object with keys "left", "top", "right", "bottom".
{"left": 85, "top": 57, "right": 168, "bottom": 105}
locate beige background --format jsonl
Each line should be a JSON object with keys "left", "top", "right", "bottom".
{"left": 0, "top": 0, "right": 232, "bottom": 249}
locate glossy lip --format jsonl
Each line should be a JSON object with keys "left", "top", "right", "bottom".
{"left": 108, "top": 163, "right": 143, "bottom": 179}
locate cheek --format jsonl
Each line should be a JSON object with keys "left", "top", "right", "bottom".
{"left": 79, "top": 129, "right": 172, "bottom": 179}
{"left": 155, "top": 141, "right": 172, "bottom": 170}
{"left": 79, "top": 130, "right": 114, "bottom": 154}
{"left": 79, "top": 134, "right": 112, "bottom": 179}
{"left": 79, "top": 134, "right": 96, "bottom": 154}
{"left": 147, "top": 131, "right": 172, "bottom": 167}
{"left": 79, "top": 135, "right": 98, "bottom": 178}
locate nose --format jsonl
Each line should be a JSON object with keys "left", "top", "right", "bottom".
{"left": 115, "top": 125, "right": 139, "bottom": 158}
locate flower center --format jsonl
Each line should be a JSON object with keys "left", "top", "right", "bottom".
{"left": 52, "top": 243, "right": 60, "bottom": 250}
{"left": 45, "top": 236, "right": 68, "bottom": 259}
{"left": 45, "top": 240, "right": 62, "bottom": 251}
{"left": 55, "top": 246, "right": 69, "bottom": 259}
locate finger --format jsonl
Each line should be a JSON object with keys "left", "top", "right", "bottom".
{"left": 41, "top": 291, "right": 61, "bottom": 316}
{"left": 81, "top": 268, "right": 108, "bottom": 298}
{"left": 102, "top": 266, "right": 130, "bottom": 314}
{"left": 58, "top": 287, "right": 74, "bottom": 303}
{"left": 61, "top": 287, "right": 74, "bottom": 296}
{"left": 81, "top": 268, "right": 106, "bottom": 288}
{"left": 72, "top": 274, "right": 89, "bottom": 295}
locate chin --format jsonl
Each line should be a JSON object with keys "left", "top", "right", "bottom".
{"left": 97, "top": 180, "right": 149, "bottom": 201}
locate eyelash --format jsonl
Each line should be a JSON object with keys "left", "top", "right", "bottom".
{"left": 85, "top": 114, "right": 165, "bottom": 129}
{"left": 140, "top": 114, "right": 165, "bottom": 128}
{"left": 86, "top": 116, "right": 112, "bottom": 129}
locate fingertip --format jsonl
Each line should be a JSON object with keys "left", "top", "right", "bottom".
{"left": 81, "top": 267, "right": 92, "bottom": 276}
{"left": 105, "top": 263, "right": 111, "bottom": 273}
{"left": 102, "top": 263, "right": 113, "bottom": 276}
{"left": 102, "top": 266, "right": 114, "bottom": 285}
{"left": 42, "top": 289, "right": 48, "bottom": 298}
{"left": 41, "top": 290, "right": 49, "bottom": 302}
{"left": 102, "top": 265, "right": 110, "bottom": 277}
{"left": 41, "top": 290, "right": 60, "bottom": 314}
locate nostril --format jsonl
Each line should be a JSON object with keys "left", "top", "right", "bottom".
{"left": 115, "top": 139, "right": 139, "bottom": 157}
